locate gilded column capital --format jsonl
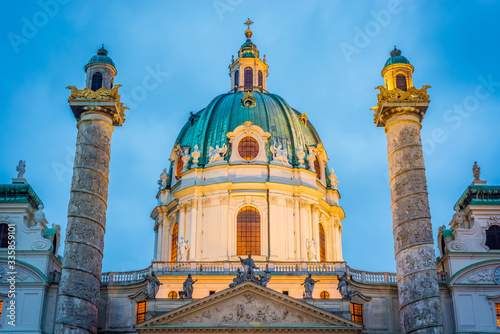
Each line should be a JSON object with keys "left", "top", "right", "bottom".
{"left": 67, "top": 85, "right": 128, "bottom": 126}
{"left": 372, "top": 85, "right": 431, "bottom": 127}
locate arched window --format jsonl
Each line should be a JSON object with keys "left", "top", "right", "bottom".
{"left": 244, "top": 67, "right": 253, "bottom": 90}
{"left": 237, "top": 206, "right": 261, "bottom": 256}
{"left": 91, "top": 72, "right": 103, "bottom": 91}
{"left": 170, "top": 222, "right": 178, "bottom": 262}
{"left": 0, "top": 224, "right": 8, "bottom": 248}
{"left": 175, "top": 156, "right": 183, "bottom": 180}
{"left": 320, "top": 291, "right": 329, "bottom": 299}
{"left": 234, "top": 70, "right": 239, "bottom": 89}
{"left": 238, "top": 136, "right": 259, "bottom": 160}
{"left": 52, "top": 235, "right": 57, "bottom": 255}
{"left": 396, "top": 74, "right": 407, "bottom": 91}
{"left": 486, "top": 225, "right": 500, "bottom": 250}
{"left": 168, "top": 291, "right": 178, "bottom": 299}
{"left": 319, "top": 224, "right": 326, "bottom": 262}
{"left": 258, "top": 70, "right": 263, "bottom": 88}
{"left": 440, "top": 235, "right": 446, "bottom": 256}
{"left": 314, "top": 157, "right": 321, "bottom": 179}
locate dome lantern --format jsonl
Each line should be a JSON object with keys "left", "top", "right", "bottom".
{"left": 84, "top": 44, "right": 117, "bottom": 91}
{"left": 228, "top": 19, "right": 269, "bottom": 92}
{"left": 381, "top": 46, "right": 414, "bottom": 91}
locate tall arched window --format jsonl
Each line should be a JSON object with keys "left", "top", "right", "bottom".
{"left": 244, "top": 67, "right": 253, "bottom": 90}
{"left": 396, "top": 74, "right": 407, "bottom": 91}
{"left": 314, "top": 157, "right": 321, "bottom": 179}
{"left": 319, "top": 224, "right": 326, "bottom": 261}
{"left": 234, "top": 70, "right": 239, "bottom": 90}
{"left": 91, "top": 72, "right": 103, "bottom": 91}
{"left": 170, "top": 222, "right": 179, "bottom": 261}
{"left": 237, "top": 206, "right": 260, "bottom": 256}
{"left": 0, "top": 224, "right": 8, "bottom": 248}
{"left": 258, "top": 70, "right": 263, "bottom": 88}
{"left": 175, "top": 156, "right": 183, "bottom": 180}
{"left": 486, "top": 225, "right": 500, "bottom": 250}
{"left": 52, "top": 235, "right": 57, "bottom": 255}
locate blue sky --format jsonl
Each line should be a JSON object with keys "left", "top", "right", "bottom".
{"left": 1, "top": 0, "right": 499, "bottom": 273}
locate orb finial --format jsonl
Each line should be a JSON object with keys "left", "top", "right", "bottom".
{"left": 390, "top": 46, "right": 401, "bottom": 57}
{"left": 244, "top": 18, "right": 254, "bottom": 39}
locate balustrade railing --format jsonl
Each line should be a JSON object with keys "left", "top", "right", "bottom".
{"left": 101, "top": 261, "right": 347, "bottom": 285}
{"left": 347, "top": 266, "right": 397, "bottom": 285}
{"left": 101, "top": 263, "right": 402, "bottom": 286}
{"left": 101, "top": 266, "right": 151, "bottom": 285}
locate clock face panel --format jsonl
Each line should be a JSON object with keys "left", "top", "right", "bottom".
{"left": 494, "top": 266, "right": 500, "bottom": 284}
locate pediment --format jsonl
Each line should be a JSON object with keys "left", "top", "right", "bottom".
{"left": 137, "top": 281, "right": 362, "bottom": 332}
{"left": 451, "top": 260, "right": 500, "bottom": 285}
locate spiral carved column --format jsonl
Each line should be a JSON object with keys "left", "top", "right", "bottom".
{"left": 56, "top": 83, "right": 127, "bottom": 333}
{"left": 55, "top": 113, "right": 114, "bottom": 333}
{"left": 385, "top": 110, "right": 443, "bottom": 333}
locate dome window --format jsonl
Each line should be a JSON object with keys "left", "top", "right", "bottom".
{"left": 320, "top": 291, "right": 329, "bottom": 299}
{"left": 91, "top": 72, "right": 103, "bottom": 91}
{"left": 238, "top": 136, "right": 259, "bottom": 161}
{"left": 486, "top": 225, "right": 500, "bottom": 250}
{"left": 170, "top": 222, "right": 179, "bottom": 262}
{"left": 314, "top": 157, "right": 321, "bottom": 179}
{"left": 234, "top": 70, "right": 239, "bottom": 90}
{"left": 396, "top": 74, "right": 407, "bottom": 91}
{"left": 258, "top": 70, "right": 263, "bottom": 88}
{"left": 237, "top": 206, "right": 261, "bottom": 256}
{"left": 244, "top": 67, "right": 253, "bottom": 90}
{"left": 175, "top": 156, "right": 183, "bottom": 180}
{"left": 168, "top": 291, "right": 178, "bottom": 299}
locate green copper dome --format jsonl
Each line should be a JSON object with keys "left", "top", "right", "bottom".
{"left": 84, "top": 45, "right": 116, "bottom": 71}
{"left": 384, "top": 47, "right": 410, "bottom": 68}
{"left": 175, "top": 91, "right": 322, "bottom": 166}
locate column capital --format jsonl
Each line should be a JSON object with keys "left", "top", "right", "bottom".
{"left": 372, "top": 85, "right": 431, "bottom": 127}
{"left": 67, "top": 85, "right": 128, "bottom": 126}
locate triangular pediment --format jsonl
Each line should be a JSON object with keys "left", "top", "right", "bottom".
{"left": 137, "top": 281, "right": 362, "bottom": 333}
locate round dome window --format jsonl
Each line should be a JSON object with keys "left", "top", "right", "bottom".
{"left": 238, "top": 137, "right": 259, "bottom": 161}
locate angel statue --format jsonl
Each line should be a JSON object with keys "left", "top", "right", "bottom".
{"left": 270, "top": 141, "right": 288, "bottom": 164}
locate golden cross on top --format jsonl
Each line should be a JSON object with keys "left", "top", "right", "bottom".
{"left": 244, "top": 18, "right": 253, "bottom": 29}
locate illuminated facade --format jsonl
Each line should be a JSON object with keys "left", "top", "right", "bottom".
{"left": 2, "top": 20, "right": 500, "bottom": 334}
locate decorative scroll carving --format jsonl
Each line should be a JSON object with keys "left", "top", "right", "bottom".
{"left": 467, "top": 270, "right": 492, "bottom": 283}
{"left": 296, "top": 145, "right": 306, "bottom": 168}
{"left": 241, "top": 91, "right": 256, "bottom": 108}
{"left": 191, "top": 145, "right": 201, "bottom": 168}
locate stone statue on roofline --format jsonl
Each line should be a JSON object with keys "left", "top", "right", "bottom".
{"left": 337, "top": 273, "right": 351, "bottom": 299}
{"left": 473, "top": 161, "right": 480, "bottom": 181}
{"left": 183, "top": 274, "right": 197, "bottom": 298}
{"left": 16, "top": 160, "right": 26, "bottom": 178}
{"left": 301, "top": 273, "right": 319, "bottom": 299}
{"left": 34, "top": 205, "right": 45, "bottom": 226}
{"left": 145, "top": 272, "right": 163, "bottom": 298}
